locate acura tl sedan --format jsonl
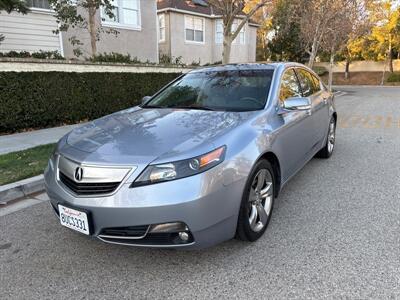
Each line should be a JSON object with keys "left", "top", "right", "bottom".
{"left": 44, "top": 63, "right": 336, "bottom": 249}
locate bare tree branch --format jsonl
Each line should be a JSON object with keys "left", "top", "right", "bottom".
{"left": 207, "top": 0, "right": 273, "bottom": 63}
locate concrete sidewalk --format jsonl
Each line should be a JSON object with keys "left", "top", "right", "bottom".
{"left": 0, "top": 124, "right": 80, "bottom": 155}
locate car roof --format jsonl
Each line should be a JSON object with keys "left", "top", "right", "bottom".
{"left": 189, "top": 62, "right": 306, "bottom": 73}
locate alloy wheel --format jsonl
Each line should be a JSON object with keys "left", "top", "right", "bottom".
{"left": 248, "top": 169, "right": 274, "bottom": 232}
{"left": 328, "top": 118, "right": 336, "bottom": 153}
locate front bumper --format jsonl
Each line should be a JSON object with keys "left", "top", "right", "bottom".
{"left": 44, "top": 160, "right": 247, "bottom": 249}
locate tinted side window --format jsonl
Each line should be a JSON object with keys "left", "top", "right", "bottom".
{"left": 311, "top": 74, "right": 321, "bottom": 92}
{"left": 296, "top": 69, "right": 315, "bottom": 97}
{"left": 279, "top": 69, "right": 302, "bottom": 102}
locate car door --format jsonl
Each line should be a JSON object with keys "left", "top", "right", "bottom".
{"left": 296, "top": 68, "right": 330, "bottom": 146}
{"left": 274, "top": 68, "right": 316, "bottom": 180}
{"left": 311, "top": 73, "right": 331, "bottom": 142}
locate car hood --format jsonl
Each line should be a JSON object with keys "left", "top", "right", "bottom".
{"left": 64, "top": 107, "right": 255, "bottom": 165}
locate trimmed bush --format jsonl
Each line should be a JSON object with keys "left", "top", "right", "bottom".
{"left": 0, "top": 50, "right": 64, "bottom": 60}
{"left": 90, "top": 52, "right": 141, "bottom": 64}
{"left": 387, "top": 72, "right": 400, "bottom": 82}
{"left": 0, "top": 72, "right": 181, "bottom": 133}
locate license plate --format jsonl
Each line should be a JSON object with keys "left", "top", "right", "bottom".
{"left": 58, "top": 205, "right": 90, "bottom": 235}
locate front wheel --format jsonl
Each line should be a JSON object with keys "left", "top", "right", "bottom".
{"left": 316, "top": 116, "right": 336, "bottom": 159}
{"left": 236, "top": 160, "right": 275, "bottom": 242}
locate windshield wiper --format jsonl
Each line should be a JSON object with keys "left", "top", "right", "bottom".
{"left": 143, "top": 104, "right": 217, "bottom": 111}
{"left": 142, "top": 104, "right": 166, "bottom": 109}
{"left": 166, "top": 105, "right": 216, "bottom": 111}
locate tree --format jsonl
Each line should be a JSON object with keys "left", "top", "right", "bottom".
{"left": 343, "top": 36, "right": 368, "bottom": 79}
{"left": 320, "top": 0, "right": 362, "bottom": 90}
{"left": 337, "top": 0, "right": 371, "bottom": 79}
{"left": 255, "top": 10, "right": 271, "bottom": 61}
{"left": 0, "top": 0, "right": 29, "bottom": 45}
{"left": 207, "top": 0, "right": 273, "bottom": 64}
{"left": 48, "top": 0, "right": 118, "bottom": 57}
{"left": 249, "top": 4, "right": 273, "bottom": 61}
{"left": 369, "top": 1, "right": 400, "bottom": 73}
{"left": 267, "top": 0, "right": 304, "bottom": 62}
{"left": 296, "top": 0, "right": 354, "bottom": 68}
{"left": 319, "top": 0, "right": 372, "bottom": 89}
{"left": 0, "top": 0, "right": 29, "bottom": 13}
{"left": 342, "top": 12, "right": 369, "bottom": 78}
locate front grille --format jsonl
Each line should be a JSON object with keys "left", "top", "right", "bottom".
{"left": 59, "top": 172, "right": 120, "bottom": 195}
{"left": 100, "top": 225, "right": 149, "bottom": 238}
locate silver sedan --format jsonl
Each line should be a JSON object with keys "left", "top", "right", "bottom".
{"left": 44, "top": 63, "right": 336, "bottom": 249}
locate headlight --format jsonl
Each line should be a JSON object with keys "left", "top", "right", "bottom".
{"left": 47, "top": 146, "right": 58, "bottom": 171}
{"left": 131, "top": 146, "right": 226, "bottom": 187}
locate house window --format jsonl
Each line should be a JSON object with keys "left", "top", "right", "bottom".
{"left": 232, "top": 19, "right": 246, "bottom": 44}
{"left": 159, "top": 14, "right": 166, "bottom": 42}
{"left": 101, "top": 0, "right": 141, "bottom": 29}
{"left": 185, "top": 15, "right": 204, "bottom": 43}
{"left": 215, "top": 19, "right": 245, "bottom": 45}
{"left": 26, "top": 0, "right": 50, "bottom": 9}
{"left": 215, "top": 20, "right": 223, "bottom": 44}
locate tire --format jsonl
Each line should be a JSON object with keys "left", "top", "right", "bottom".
{"left": 316, "top": 116, "right": 336, "bottom": 159}
{"left": 236, "top": 160, "right": 275, "bottom": 242}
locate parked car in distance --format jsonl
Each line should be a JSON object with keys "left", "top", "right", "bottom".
{"left": 44, "top": 63, "right": 336, "bottom": 249}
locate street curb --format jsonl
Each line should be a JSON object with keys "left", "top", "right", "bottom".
{"left": 0, "top": 175, "right": 44, "bottom": 205}
{"left": 333, "top": 85, "right": 400, "bottom": 88}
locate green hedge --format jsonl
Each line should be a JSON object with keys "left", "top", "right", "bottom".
{"left": 387, "top": 72, "right": 400, "bottom": 82}
{"left": 0, "top": 72, "right": 181, "bottom": 133}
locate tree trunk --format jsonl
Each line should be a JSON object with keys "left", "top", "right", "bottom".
{"left": 388, "top": 39, "right": 393, "bottom": 73}
{"left": 381, "top": 55, "right": 387, "bottom": 86}
{"left": 345, "top": 58, "right": 350, "bottom": 80}
{"left": 307, "top": 39, "right": 318, "bottom": 69}
{"left": 222, "top": 34, "right": 232, "bottom": 64}
{"left": 261, "top": 34, "right": 267, "bottom": 61}
{"left": 88, "top": 5, "right": 97, "bottom": 57}
{"left": 328, "top": 51, "right": 335, "bottom": 92}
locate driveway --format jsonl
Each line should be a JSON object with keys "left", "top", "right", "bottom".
{"left": 1, "top": 86, "right": 399, "bottom": 299}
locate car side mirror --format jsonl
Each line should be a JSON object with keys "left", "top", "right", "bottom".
{"left": 282, "top": 97, "right": 311, "bottom": 111}
{"left": 141, "top": 96, "right": 152, "bottom": 105}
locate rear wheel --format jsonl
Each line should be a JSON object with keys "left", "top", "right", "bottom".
{"left": 236, "top": 160, "right": 275, "bottom": 242}
{"left": 316, "top": 116, "right": 336, "bottom": 159}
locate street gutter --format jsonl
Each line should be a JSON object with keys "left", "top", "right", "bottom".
{"left": 0, "top": 175, "right": 44, "bottom": 205}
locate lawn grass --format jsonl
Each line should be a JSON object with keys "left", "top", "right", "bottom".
{"left": 0, "top": 143, "right": 55, "bottom": 186}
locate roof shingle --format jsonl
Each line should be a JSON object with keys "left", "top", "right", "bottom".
{"left": 157, "top": 0, "right": 214, "bottom": 15}
{"left": 157, "top": 0, "right": 259, "bottom": 26}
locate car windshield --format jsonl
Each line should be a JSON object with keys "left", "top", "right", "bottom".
{"left": 143, "top": 69, "right": 274, "bottom": 111}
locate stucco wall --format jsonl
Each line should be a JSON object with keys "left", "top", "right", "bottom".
{"left": 167, "top": 12, "right": 213, "bottom": 65}
{"left": 247, "top": 26, "right": 257, "bottom": 62}
{"left": 0, "top": 10, "right": 61, "bottom": 53}
{"left": 212, "top": 35, "right": 247, "bottom": 63}
{"left": 0, "top": 59, "right": 191, "bottom": 73}
{"left": 160, "top": 12, "right": 258, "bottom": 65}
{"left": 212, "top": 24, "right": 257, "bottom": 63}
{"left": 315, "top": 60, "right": 400, "bottom": 72}
{"left": 62, "top": 0, "right": 158, "bottom": 63}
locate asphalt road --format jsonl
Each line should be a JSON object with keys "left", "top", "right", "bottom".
{"left": 1, "top": 86, "right": 400, "bottom": 299}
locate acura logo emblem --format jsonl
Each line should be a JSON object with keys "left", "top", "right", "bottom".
{"left": 74, "top": 167, "right": 83, "bottom": 182}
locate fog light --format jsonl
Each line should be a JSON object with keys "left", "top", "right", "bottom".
{"left": 178, "top": 231, "right": 189, "bottom": 242}
{"left": 149, "top": 222, "right": 188, "bottom": 233}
